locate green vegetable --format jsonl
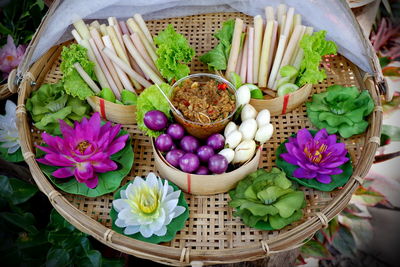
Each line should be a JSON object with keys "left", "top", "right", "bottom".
{"left": 200, "top": 19, "right": 235, "bottom": 71}
{"left": 60, "top": 44, "right": 96, "bottom": 100}
{"left": 228, "top": 72, "right": 242, "bottom": 89}
{"left": 26, "top": 82, "right": 91, "bottom": 135}
{"left": 296, "top": 30, "right": 337, "bottom": 87}
{"left": 229, "top": 168, "right": 305, "bottom": 230}
{"left": 280, "top": 65, "right": 298, "bottom": 80}
{"left": 306, "top": 85, "right": 374, "bottom": 138}
{"left": 136, "top": 83, "right": 173, "bottom": 137}
{"left": 154, "top": 24, "right": 195, "bottom": 82}
{"left": 98, "top": 87, "right": 116, "bottom": 103}
{"left": 121, "top": 90, "right": 137, "bottom": 105}
{"left": 246, "top": 84, "right": 264, "bottom": 99}
{"left": 277, "top": 83, "right": 299, "bottom": 96}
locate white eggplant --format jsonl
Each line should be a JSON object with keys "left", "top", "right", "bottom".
{"left": 236, "top": 85, "right": 251, "bottom": 106}
{"left": 218, "top": 148, "right": 235, "bottom": 164}
{"left": 232, "top": 140, "right": 256, "bottom": 164}
{"left": 255, "top": 123, "right": 274, "bottom": 144}
{"left": 256, "top": 109, "right": 271, "bottom": 127}
{"left": 241, "top": 104, "right": 257, "bottom": 121}
{"left": 224, "top": 121, "right": 238, "bottom": 138}
{"left": 239, "top": 118, "right": 257, "bottom": 140}
{"left": 225, "top": 130, "right": 243, "bottom": 149}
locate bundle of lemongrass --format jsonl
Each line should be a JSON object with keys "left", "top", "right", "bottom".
{"left": 71, "top": 14, "right": 164, "bottom": 100}
{"left": 225, "top": 4, "right": 313, "bottom": 92}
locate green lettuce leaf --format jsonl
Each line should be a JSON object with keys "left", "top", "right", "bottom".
{"left": 136, "top": 83, "right": 173, "bottom": 137}
{"left": 200, "top": 19, "right": 235, "bottom": 71}
{"left": 60, "top": 44, "right": 96, "bottom": 100}
{"left": 296, "top": 30, "right": 337, "bottom": 87}
{"left": 154, "top": 24, "right": 195, "bottom": 82}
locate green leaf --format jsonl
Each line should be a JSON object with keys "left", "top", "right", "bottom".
{"left": 227, "top": 72, "right": 242, "bottom": 89}
{"left": 101, "top": 258, "right": 125, "bottom": 267}
{"left": 39, "top": 131, "right": 134, "bottom": 197}
{"left": 256, "top": 186, "right": 293, "bottom": 204}
{"left": 0, "top": 175, "right": 13, "bottom": 199}
{"left": 269, "top": 209, "right": 303, "bottom": 230}
{"left": 276, "top": 131, "right": 353, "bottom": 191}
{"left": 154, "top": 24, "right": 195, "bottom": 82}
{"left": 121, "top": 90, "right": 137, "bottom": 105}
{"left": 321, "top": 217, "right": 340, "bottom": 243}
{"left": 98, "top": 88, "right": 116, "bottom": 103}
{"left": 46, "top": 248, "right": 71, "bottom": 267}
{"left": 0, "top": 212, "right": 38, "bottom": 234}
{"left": 109, "top": 180, "right": 189, "bottom": 244}
{"left": 300, "top": 239, "right": 331, "bottom": 259}
{"left": 273, "top": 191, "right": 305, "bottom": 218}
{"left": 0, "top": 146, "right": 24, "bottom": 163}
{"left": 240, "top": 202, "right": 279, "bottom": 216}
{"left": 8, "top": 178, "right": 38, "bottom": 205}
{"left": 79, "top": 250, "right": 102, "bottom": 267}
{"left": 280, "top": 65, "right": 298, "bottom": 79}
{"left": 332, "top": 226, "right": 356, "bottom": 257}
{"left": 200, "top": 19, "right": 235, "bottom": 71}
{"left": 382, "top": 124, "right": 400, "bottom": 141}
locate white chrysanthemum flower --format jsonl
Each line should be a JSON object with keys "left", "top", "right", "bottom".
{"left": 0, "top": 100, "right": 20, "bottom": 154}
{"left": 113, "top": 172, "right": 186, "bottom": 238}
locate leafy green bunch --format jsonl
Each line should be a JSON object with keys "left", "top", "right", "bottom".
{"left": 154, "top": 24, "right": 195, "bottom": 82}
{"left": 229, "top": 168, "right": 305, "bottom": 230}
{"left": 60, "top": 44, "right": 97, "bottom": 100}
{"left": 26, "top": 82, "right": 91, "bottom": 135}
{"left": 306, "top": 85, "right": 374, "bottom": 138}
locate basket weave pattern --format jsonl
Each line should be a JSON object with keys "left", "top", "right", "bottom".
{"left": 18, "top": 13, "right": 382, "bottom": 265}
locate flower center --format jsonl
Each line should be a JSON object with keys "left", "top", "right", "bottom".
{"left": 6, "top": 55, "right": 14, "bottom": 61}
{"left": 76, "top": 141, "right": 90, "bottom": 153}
{"left": 138, "top": 189, "right": 159, "bottom": 214}
{"left": 304, "top": 142, "right": 328, "bottom": 164}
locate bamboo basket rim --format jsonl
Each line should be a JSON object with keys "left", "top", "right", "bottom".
{"left": 15, "top": 12, "right": 383, "bottom": 266}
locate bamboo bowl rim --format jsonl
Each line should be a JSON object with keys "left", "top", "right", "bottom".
{"left": 15, "top": 12, "right": 382, "bottom": 266}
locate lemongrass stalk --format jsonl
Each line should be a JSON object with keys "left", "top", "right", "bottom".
{"left": 112, "top": 24, "right": 126, "bottom": 54}
{"left": 247, "top": 27, "right": 254, "bottom": 83}
{"left": 126, "top": 18, "right": 158, "bottom": 63}
{"left": 128, "top": 54, "right": 147, "bottom": 80}
{"left": 267, "top": 21, "right": 278, "bottom": 76}
{"left": 90, "top": 29, "right": 124, "bottom": 92}
{"left": 103, "top": 35, "right": 136, "bottom": 93}
{"left": 130, "top": 33, "right": 159, "bottom": 74}
{"left": 122, "top": 34, "right": 164, "bottom": 85}
{"left": 89, "top": 38, "right": 120, "bottom": 98}
{"left": 103, "top": 47, "right": 152, "bottom": 88}
{"left": 71, "top": 29, "right": 82, "bottom": 43}
{"left": 235, "top": 46, "right": 243, "bottom": 75}
{"left": 258, "top": 20, "right": 275, "bottom": 87}
{"left": 90, "top": 20, "right": 100, "bottom": 30}
{"left": 267, "top": 34, "right": 287, "bottom": 90}
{"left": 265, "top": 6, "right": 275, "bottom": 21}
{"left": 283, "top": 8, "right": 294, "bottom": 40}
{"left": 99, "top": 24, "right": 107, "bottom": 36}
{"left": 293, "top": 14, "right": 302, "bottom": 30}
{"left": 73, "top": 19, "right": 91, "bottom": 40}
{"left": 226, "top": 18, "right": 244, "bottom": 76}
{"left": 240, "top": 32, "right": 249, "bottom": 83}
{"left": 119, "top": 21, "right": 129, "bottom": 35}
{"left": 108, "top": 17, "right": 116, "bottom": 26}
{"left": 277, "top": 4, "right": 287, "bottom": 34}
{"left": 275, "top": 25, "right": 304, "bottom": 84}
{"left": 106, "top": 26, "right": 129, "bottom": 64}
{"left": 79, "top": 39, "right": 109, "bottom": 89}
{"left": 73, "top": 62, "right": 101, "bottom": 94}
{"left": 133, "top": 14, "right": 156, "bottom": 50}
{"left": 253, "top": 15, "right": 263, "bottom": 84}
{"left": 290, "top": 25, "right": 307, "bottom": 66}
{"left": 280, "top": 14, "right": 287, "bottom": 38}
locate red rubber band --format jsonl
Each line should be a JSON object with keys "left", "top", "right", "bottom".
{"left": 187, "top": 173, "right": 191, "bottom": 194}
{"left": 99, "top": 98, "right": 107, "bottom": 119}
{"left": 282, "top": 94, "right": 290, "bottom": 114}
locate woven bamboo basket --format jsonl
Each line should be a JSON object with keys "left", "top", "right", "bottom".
{"left": 153, "top": 140, "right": 262, "bottom": 195}
{"left": 15, "top": 12, "right": 383, "bottom": 266}
{"left": 250, "top": 84, "right": 313, "bottom": 115}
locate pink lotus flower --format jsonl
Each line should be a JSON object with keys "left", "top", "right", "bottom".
{"left": 0, "top": 35, "right": 27, "bottom": 78}
{"left": 37, "top": 112, "right": 129, "bottom": 188}
{"left": 280, "top": 128, "right": 349, "bottom": 184}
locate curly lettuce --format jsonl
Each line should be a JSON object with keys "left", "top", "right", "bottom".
{"left": 60, "top": 44, "right": 96, "bottom": 100}
{"left": 136, "top": 83, "right": 172, "bottom": 137}
{"left": 200, "top": 19, "right": 235, "bottom": 71}
{"left": 26, "top": 82, "right": 91, "bottom": 135}
{"left": 306, "top": 85, "right": 374, "bottom": 138}
{"left": 154, "top": 24, "right": 195, "bottom": 82}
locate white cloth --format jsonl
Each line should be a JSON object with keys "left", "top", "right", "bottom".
{"left": 27, "top": 0, "right": 373, "bottom": 73}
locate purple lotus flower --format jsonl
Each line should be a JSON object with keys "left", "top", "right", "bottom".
{"left": 280, "top": 128, "right": 349, "bottom": 184}
{"left": 37, "top": 112, "right": 129, "bottom": 188}
{"left": 0, "top": 35, "right": 27, "bottom": 78}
